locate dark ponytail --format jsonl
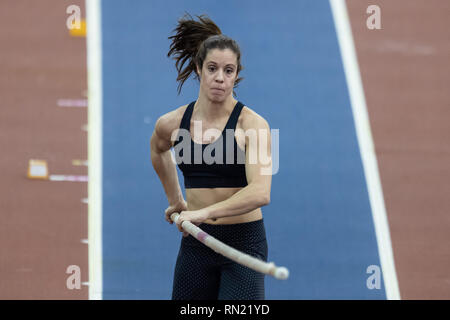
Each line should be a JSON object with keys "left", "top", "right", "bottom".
{"left": 167, "top": 13, "right": 244, "bottom": 96}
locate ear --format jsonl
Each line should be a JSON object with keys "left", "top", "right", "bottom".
{"left": 196, "top": 64, "right": 202, "bottom": 78}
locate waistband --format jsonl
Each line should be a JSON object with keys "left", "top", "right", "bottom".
{"left": 182, "top": 219, "right": 266, "bottom": 247}
{"left": 185, "top": 175, "right": 248, "bottom": 188}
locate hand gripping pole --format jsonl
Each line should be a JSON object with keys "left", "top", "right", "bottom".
{"left": 170, "top": 213, "right": 289, "bottom": 280}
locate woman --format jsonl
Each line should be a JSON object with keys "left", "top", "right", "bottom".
{"left": 150, "top": 13, "right": 273, "bottom": 300}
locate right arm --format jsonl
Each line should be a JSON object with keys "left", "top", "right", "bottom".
{"left": 150, "top": 113, "right": 187, "bottom": 223}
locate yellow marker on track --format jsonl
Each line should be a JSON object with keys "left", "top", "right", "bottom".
{"left": 27, "top": 159, "right": 49, "bottom": 180}
{"left": 72, "top": 159, "right": 89, "bottom": 166}
{"left": 69, "top": 19, "right": 87, "bottom": 37}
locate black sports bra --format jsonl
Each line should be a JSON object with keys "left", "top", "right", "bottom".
{"left": 173, "top": 100, "right": 248, "bottom": 188}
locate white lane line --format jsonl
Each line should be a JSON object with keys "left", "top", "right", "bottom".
{"left": 49, "top": 175, "right": 88, "bottom": 182}
{"left": 329, "top": 0, "right": 401, "bottom": 300}
{"left": 57, "top": 99, "right": 88, "bottom": 107}
{"left": 86, "top": 0, "right": 103, "bottom": 301}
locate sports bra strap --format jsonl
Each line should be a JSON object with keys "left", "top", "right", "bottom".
{"left": 179, "top": 101, "right": 195, "bottom": 130}
{"left": 180, "top": 100, "right": 244, "bottom": 131}
{"left": 224, "top": 101, "right": 244, "bottom": 130}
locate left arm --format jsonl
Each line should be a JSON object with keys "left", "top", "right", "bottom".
{"left": 175, "top": 113, "right": 273, "bottom": 230}
{"left": 206, "top": 114, "right": 272, "bottom": 218}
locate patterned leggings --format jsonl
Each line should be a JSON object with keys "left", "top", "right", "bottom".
{"left": 171, "top": 219, "right": 268, "bottom": 300}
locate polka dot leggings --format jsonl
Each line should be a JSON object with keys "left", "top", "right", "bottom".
{"left": 171, "top": 219, "right": 268, "bottom": 300}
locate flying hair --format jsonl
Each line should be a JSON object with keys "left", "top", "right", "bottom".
{"left": 167, "top": 12, "right": 244, "bottom": 96}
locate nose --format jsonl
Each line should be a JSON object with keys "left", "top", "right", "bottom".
{"left": 215, "top": 69, "right": 224, "bottom": 82}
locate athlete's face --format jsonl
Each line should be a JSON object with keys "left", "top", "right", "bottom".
{"left": 197, "top": 48, "right": 238, "bottom": 102}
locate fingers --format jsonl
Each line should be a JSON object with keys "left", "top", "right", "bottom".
{"left": 172, "top": 211, "right": 193, "bottom": 235}
{"left": 164, "top": 208, "right": 170, "bottom": 223}
{"left": 175, "top": 214, "right": 194, "bottom": 238}
{"left": 165, "top": 208, "right": 177, "bottom": 224}
{"left": 176, "top": 217, "right": 184, "bottom": 232}
{"left": 165, "top": 212, "right": 173, "bottom": 224}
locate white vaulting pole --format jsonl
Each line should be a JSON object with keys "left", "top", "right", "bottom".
{"left": 170, "top": 213, "right": 289, "bottom": 280}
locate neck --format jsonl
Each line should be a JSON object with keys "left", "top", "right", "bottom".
{"left": 195, "top": 91, "right": 237, "bottom": 121}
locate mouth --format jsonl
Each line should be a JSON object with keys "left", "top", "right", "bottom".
{"left": 211, "top": 88, "right": 225, "bottom": 93}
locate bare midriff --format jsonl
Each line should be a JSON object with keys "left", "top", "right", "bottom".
{"left": 186, "top": 187, "right": 262, "bottom": 225}
{"left": 181, "top": 103, "right": 262, "bottom": 225}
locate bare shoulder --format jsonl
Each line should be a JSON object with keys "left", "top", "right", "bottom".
{"left": 154, "top": 104, "right": 188, "bottom": 140}
{"left": 239, "top": 105, "right": 270, "bottom": 131}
